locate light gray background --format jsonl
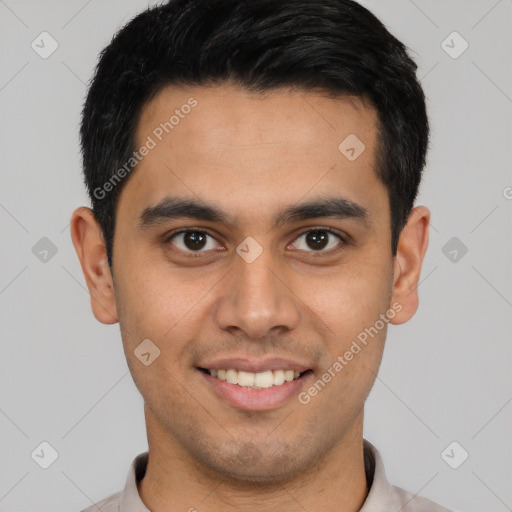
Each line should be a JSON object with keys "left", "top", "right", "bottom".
{"left": 0, "top": 1, "right": 511, "bottom": 511}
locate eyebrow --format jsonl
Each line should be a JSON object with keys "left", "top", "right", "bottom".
{"left": 138, "top": 195, "right": 370, "bottom": 231}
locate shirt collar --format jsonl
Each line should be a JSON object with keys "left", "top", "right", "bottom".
{"left": 359, "top": 439, "right": 402, "bottom": 510}
{"left": 120, "top": 439, "right": 398, "bottom": 511}
{"left": 119, "top": 451, "right": 150, "bottom": 512}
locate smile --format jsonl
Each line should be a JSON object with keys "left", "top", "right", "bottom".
{"left": 198, "top": 366, "right": 313, "bottom": 411}
{"left": 200, "top": 368, "right": 308, "bottom": 389}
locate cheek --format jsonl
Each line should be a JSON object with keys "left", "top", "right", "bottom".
{"left": 293, "top": 252, "right": 392, "bottom": 398}
{"left": 297, "top": 258, "right": 393, "bottom": 339}
{"left": 114, "top": 248, "right": 200, "bottom": 340}
{"left": 299, "top": 316, "right": 386, "bottom": 420}
{"left": 113, "top": 255, "right": 215, "bottom": 394}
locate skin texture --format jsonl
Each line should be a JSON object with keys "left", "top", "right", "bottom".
{"left": 71, "top": 83, "right": 430, "bottom": 512}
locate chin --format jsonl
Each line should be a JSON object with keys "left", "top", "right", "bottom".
{"left": 190, "top": 436, "right": 317, "bottom": 485}
{"left": 205, "top": 458, "right": 302, "bottom": 485}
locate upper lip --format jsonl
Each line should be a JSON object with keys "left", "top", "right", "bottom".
{"left": 198, "top": 357, "right": 311, "bottom": 373}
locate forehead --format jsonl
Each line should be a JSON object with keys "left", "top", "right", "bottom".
{"left": 138, "top": 83, "right": 378, "bottom": 152}
{"left": 119, "top": 83, "right": 387, "bottom": 230}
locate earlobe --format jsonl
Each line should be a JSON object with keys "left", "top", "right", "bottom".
{"left": 389, "top": 206, "right": 430, "bottom": 325}
{"left": 70, "top": 207, "right": 119, "bottom": 325}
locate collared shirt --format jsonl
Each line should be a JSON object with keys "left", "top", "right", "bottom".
{"left": 81, "top": 439, "right": 453, "bottom": 512}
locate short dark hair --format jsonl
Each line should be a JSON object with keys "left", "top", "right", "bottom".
{"left": 80, "top": 0, "right": 429, "bottom": 267}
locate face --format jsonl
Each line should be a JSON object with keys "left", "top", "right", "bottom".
{"left": 71, "top": 83, "right": 429, "bottom": 484}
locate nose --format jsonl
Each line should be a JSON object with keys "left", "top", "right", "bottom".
{"left": 213, "top": 246, "right": 301, "bottom": 340}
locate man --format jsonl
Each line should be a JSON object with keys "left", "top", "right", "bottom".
{"left": 70, "top": 0, "right": 453, "bottom": 510}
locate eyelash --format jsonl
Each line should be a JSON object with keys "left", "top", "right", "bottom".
{"left": 163, "top": 227, "right": 349, "bottom": 259}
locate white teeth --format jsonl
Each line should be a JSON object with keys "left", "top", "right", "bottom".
{"left": 237, "top": 370, "right": 255, "bottom": 387}
{"left": 273, "top": 369, "right": 285, "bottom": 386}
{"left": 207, "top": 368, "right": 304, "bottom": 388}
{"left": 254, "top": 371, "right": 274, "bottom": 388}
{"left": 284, "top": 370, "right": 294, "bottom": 382}
{"left": 225, "top": 369, "right": 238, "bottom": 385}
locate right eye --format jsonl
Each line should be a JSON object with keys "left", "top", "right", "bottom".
{"left": 164, "top": 229, "right": 223, "bottom": 257}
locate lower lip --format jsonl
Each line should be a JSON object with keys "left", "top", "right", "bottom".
{"left": 199, "top": 370, "right": 312, "bottom": 411}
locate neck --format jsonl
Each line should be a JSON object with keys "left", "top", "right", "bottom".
{"left": 138, "top": 407, "right": 369, "bottom": 512}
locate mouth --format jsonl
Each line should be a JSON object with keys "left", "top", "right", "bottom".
{"left": 198, "top": 367, "right": 312, "bottom": 389}
{"left": 197, "top": 365, "right": 314, "bottom": 411}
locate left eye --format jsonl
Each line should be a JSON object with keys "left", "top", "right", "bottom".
{"left": 290, "top": 229, "right": 343, "bottom": 252}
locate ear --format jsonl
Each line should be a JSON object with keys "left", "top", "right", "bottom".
{"left": 389, "top": 206, "right": 430, "bottom": 325}
{"left": 70, "top": 207, "right": 119, "bottom": 324}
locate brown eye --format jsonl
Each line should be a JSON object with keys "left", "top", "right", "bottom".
{"left": 292, "top": 229, "right": 345, "bottom": 253}
{"left": 167, "top": 230, "right": 219, "bottom": 254}
{"left": 305, "top": 230, "right": 329, "bottom": 250}
{"left": 182, "top": 231, "right": 207, "bottom": 250}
